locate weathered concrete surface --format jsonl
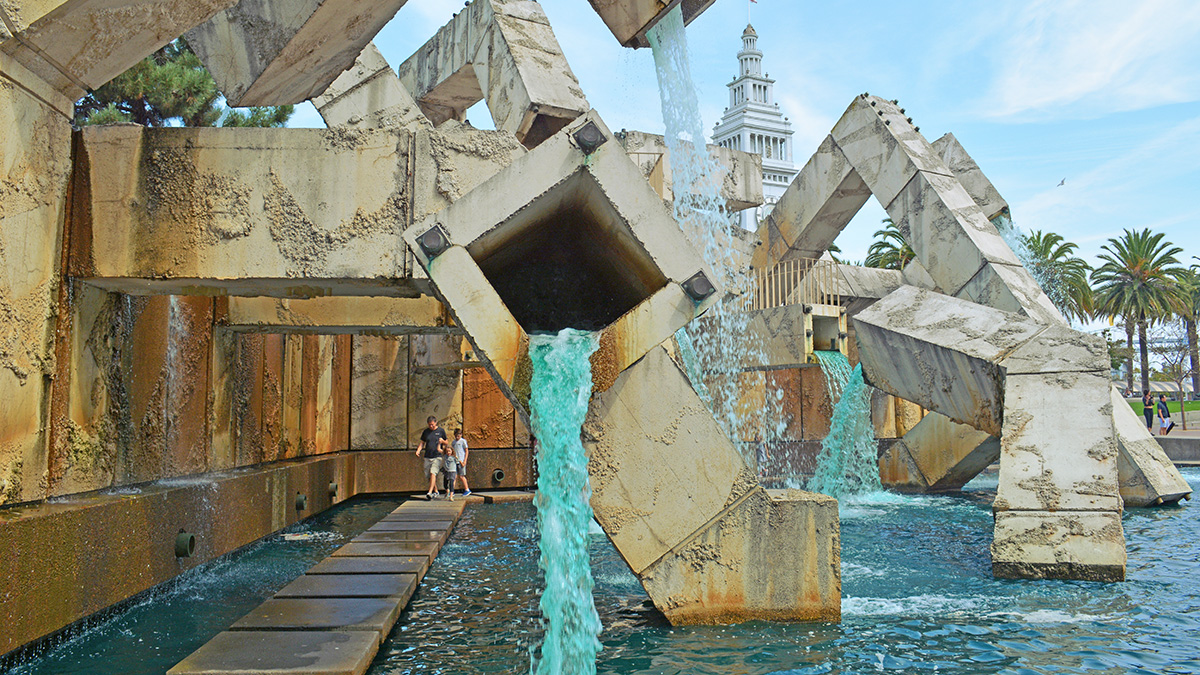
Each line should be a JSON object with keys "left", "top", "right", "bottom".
{"left": 618, "top": 130, "right": 763, "bottom": 213}
{"left": 932, "top": 133, "right": 1009, "bottom": 222}
{"left": 166, "top": 630, "right": 378, "bottom": 675}
{"left": 0, "top": 68, "right": 72, "bottom": 505}
{"left": 186, "top": 0, "right": 408, "bottom": 105}
{"left": 462, "top": 366, "right": 515, "bottom": 448}
{"left": 230, "top": 597, "right": 403, "bottom": 641}
{"left": 638, "top": 487, "right": 840, "bottom": 624}
{"left": 0, "top": 0, "right": 238, "bottom": 100}
{"left": 406, "top": 112, "right": 718, "bottom": 420}
{"left": 398, "top": 0, "right": 588, "bottom": 148}
{"left": 350, "top": 336, "right": 407, "bottom": 450}
{"left": 406, "top": 334, "right": 464, "bottom": 446}
{"left": 855, "top": 285, "right": 1125, "bottom": 579}
{"left": 588, "top": 0, "right": 718, "bottom": 48}
{"left": 70, "top": 123, "right": 524, "bottom": 298}
{"left": 1108, "top": 386, "right": 1191, "bottom": 505}
{"left": 224, "top": 296, "right": 460, "bottom": 335}
{"left": 879, "top": 413, "right": 999, "bottom": 492}
{"left": 584, "top": 346, "right": 840, "bottom": 622}
{"left": 313, "top": 42, "right": 429, "bottom": 131}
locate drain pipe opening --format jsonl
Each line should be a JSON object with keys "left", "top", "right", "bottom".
{"left": 175, "top": 531, "right": 196, "bottom": 558}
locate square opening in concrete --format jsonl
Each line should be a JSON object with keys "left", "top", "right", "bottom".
{"left": 467, "top": 171, "right": 668, "bottom": 333}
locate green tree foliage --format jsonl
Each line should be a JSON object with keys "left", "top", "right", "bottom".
{"left": 863, "top": 218, "right": 915, "bottom": 270}
{"left": 1018, "top": 229, "right": 1093, "bottom": 323}
{"left": 1091, "top": 228, "right": 1187, "bottom": 393}
{"left": 74, "top": 40, "right": 292, "bottom": 128}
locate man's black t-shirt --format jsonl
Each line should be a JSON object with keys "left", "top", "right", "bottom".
{"left": 421, "top": 427, "right": 447, "bottom": 458}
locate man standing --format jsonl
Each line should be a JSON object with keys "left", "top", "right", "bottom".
{"left": 415, "top": 415, "right": 449, "bottom": 500}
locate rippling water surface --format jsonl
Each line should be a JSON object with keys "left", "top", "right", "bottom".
{"left": 373, "top": 469, "right": 1200, "bottom": 675}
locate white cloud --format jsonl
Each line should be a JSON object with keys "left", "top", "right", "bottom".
{"left": 983, "top": 0, "right": 1200, "bottom": 120}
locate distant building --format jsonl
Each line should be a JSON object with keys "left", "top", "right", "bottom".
{"left": 711, "top": 24, "right": 797, "bottom": 231}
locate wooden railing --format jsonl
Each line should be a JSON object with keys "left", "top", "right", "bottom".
{"left": 747, "top": 257, "right": 839, "bottom": 311}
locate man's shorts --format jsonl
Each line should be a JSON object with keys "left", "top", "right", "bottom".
{"left": 423, "top": 457, "right": 442, "bottom": 475}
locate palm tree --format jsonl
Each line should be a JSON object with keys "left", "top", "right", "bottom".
{"left": 1178, "top": 267, "right": 1200, "bottom": 399}
{"left": 1019, "top": 230, "right": 1093, "bottom": 323}
{"left": 1091, "top": 228, "right": 1187, "bottom": 392}
{"left": 864, "top": 219, "right": 915, "bottom": 270}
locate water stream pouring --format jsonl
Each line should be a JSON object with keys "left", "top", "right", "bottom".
{"left": 807, "top": 352, "right": 882, "bottom": 498}
{"left": 528, "top": 329, "right": 602, "bottom": 675}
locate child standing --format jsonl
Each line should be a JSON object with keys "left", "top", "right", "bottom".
{"left": 452, "top": 429, "right": 471, "bottom": 497}
{"left": 442, "top": 442, "right": 459, "bottom": 501}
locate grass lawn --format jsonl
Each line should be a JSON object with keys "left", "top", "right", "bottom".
{"left": 1125, "top": 398, "right": 1200, "bottom": 414}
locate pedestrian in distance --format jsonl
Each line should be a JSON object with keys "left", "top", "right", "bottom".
{"left": 1158, "top": 394, "right": 1175, "bottom": 436}
{"left": 452, "top": 428, "right": 471, "bottom": 497}
{"left": 415, "top": 415, "right": 449, "bottom": 500}
{"left": 1143, "top": 390, "right": 1155, "bottom": 430}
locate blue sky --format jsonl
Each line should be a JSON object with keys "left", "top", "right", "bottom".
{"left": 289, "top": 0, "right": 1200, "bottom": 271}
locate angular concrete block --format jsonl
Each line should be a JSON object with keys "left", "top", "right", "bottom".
{"left": 883, "top": 412, "right": 999, "bottom": 492}
{"left": 186, "top": 0, "right": 407, "bottom": 105}
{"left": 397, "top": 0, "right": 587, "bottom": 148}
{"left": 853, "top": 286, "right": 1043, "bottom": 435}
{"left": 588, "top": 0, "right": 717, "bottom": 48}
{"left": 830, "top": 96, "right": 951, "bottom": 209}
{"left": 1109, "top": 385, "right": 1192, "bottom": 506}
{"left": 616, "top": 130, "right": 763, "bottom": 213}
{"left": 991, "top": 510, "right": 1125, "bottom": 582}
{"left": 166, "top": 630, "right": 378, "bottom": 675}
{"left": 955, "top": 261, "right": 1065, "bottom": 326}
{"left": 584, "top": 347, "right": 754, "bottom": 574}
{"left": 998, "top": 324, "right": 1108, "bottom": 375}
{"left": 752, "top": 135, "right": 871, "bottom": 269}
{"left": 2, "top": 0, "right": 240, "bottom": 99}
{"left": 638, "top": 488, "right": 840, "bottom": 624}
{"left": 885, "top": 170, "right": 1022, "bottom": 299}
{"left": 995, "top": 371, "right": 1121, "bottom": 514}
{"left": 932, "top": 133, "right": 1009, "bottom": 222}
{"left": 314, "top": 43, "right": 429, "bottom": 131}
{"left": 229, "top": 597, "right": 403, "bottom": 642}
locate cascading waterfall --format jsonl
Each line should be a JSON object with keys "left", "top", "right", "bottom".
{"left": 528, "top": 329, "right": 602, "bottom": 675}
{"left": 807, "top": 351, "right": 882, "bottom": 497}
{"left": 649, "top": 7, "right": 783, "bottom": 457}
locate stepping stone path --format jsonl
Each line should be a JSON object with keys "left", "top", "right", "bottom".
{"left": 168, "top": 497, "right": 466, "bottom": 675}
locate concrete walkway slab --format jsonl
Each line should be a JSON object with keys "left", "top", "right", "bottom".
{"left": 332, "top": 542, "right": 438, "bottom": 558}
{"left": 366, "top": 520, "right": 453, "bottom": 531}
{"left": 166, "top": 630, "right": 378, "bottom": 675}
{"left": 307, "top": 556, "right": 429, "bottom": 576}
{"left": 230, "top": 598, "right": 403, "bottom": 642}
{"left": 274, "top": 574, "right": 417, "bottom": 600}
{"left": 352, "top": 530, "right": 446, "bottom": 542}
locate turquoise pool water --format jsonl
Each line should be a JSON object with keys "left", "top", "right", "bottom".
{"left": 374, "top": 469, "right": 1200, "bottom": 675}
{"left": 7, "top": 471, "right": 1199, "bottom": 675}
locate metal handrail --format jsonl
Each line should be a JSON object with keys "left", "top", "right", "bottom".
{"left": 747, "top": 258, "right": 839, "bottom": 311}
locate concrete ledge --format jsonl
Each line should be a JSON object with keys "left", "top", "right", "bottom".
{"left": 1156, "top": 435, "right": 1200, "bottom": 465}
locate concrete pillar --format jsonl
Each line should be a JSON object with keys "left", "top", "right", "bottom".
{"left": 0, "top": 56, "right": 73, "bottom": 505}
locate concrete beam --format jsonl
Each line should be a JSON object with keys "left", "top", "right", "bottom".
{"left": 69, "top": 122, "right": 523, "bottom": 298}
{"left": 0, "top": 0, "right": 238, "bottom": 100}
{"left": 312, "top": 43, "right": 429, "bottom": 131}
{"left": 186, "top": 0, "right": 408, "bottom": 105}
{"left": 222, "top": 296, "right": 462, "bottom": 335}
{"left": 932, "top": 132, "right": 1009, "bottom": 223}
{"left": 587, "top": 0, "right": 718, "bottom": 48}
{"left": 879, "top": 412, "right": 999, "bottom": 492}
{"left": 397, "top": 0, "right": 588, "bottom": 149}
